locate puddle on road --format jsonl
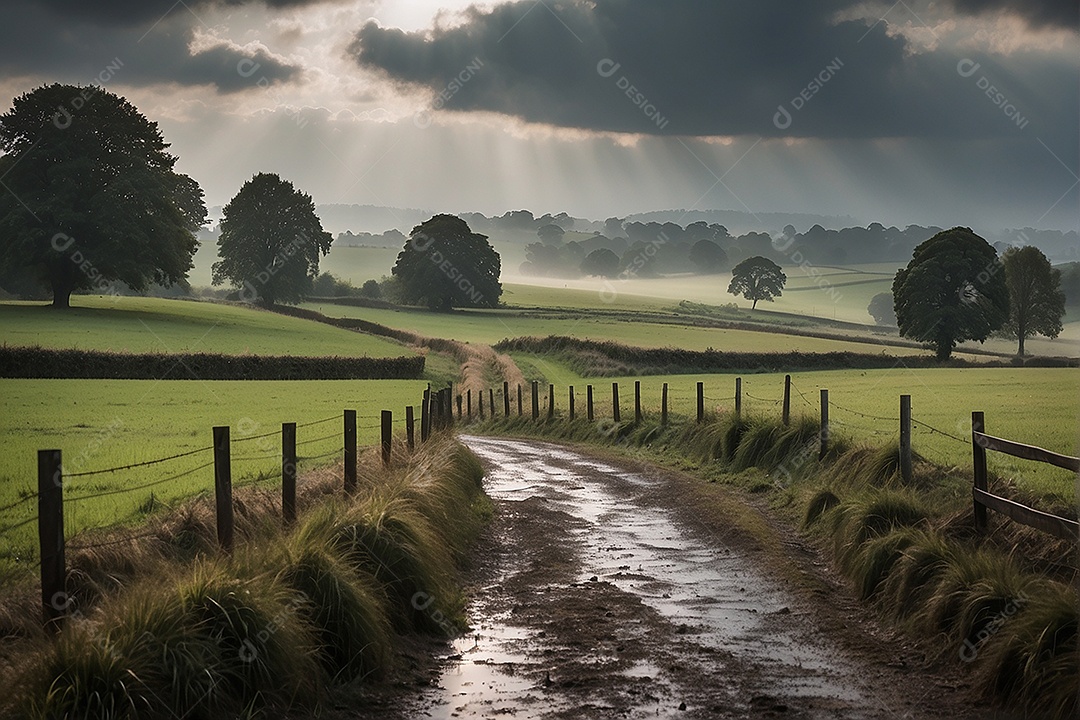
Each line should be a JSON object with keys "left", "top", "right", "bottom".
{"left": 415, "top": 436, "right": 869, "bottom": 718}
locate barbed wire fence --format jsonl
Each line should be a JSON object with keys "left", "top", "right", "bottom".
{"left": 2, "top": 398, "right": 438, "bottom": 628}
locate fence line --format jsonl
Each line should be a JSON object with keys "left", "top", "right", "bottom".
{"left": 17, "top": 391, "right": 439, "bottom": 628}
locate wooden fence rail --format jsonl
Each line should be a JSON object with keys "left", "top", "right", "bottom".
{"left": 971, "top": 411, "right": 1079, "bottom": 540}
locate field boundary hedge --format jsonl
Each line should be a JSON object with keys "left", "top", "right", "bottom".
{"left": 0, "top": 345, "right": 425, "bottom": 380}
{"left": 494, "top": 335, "right": 1079, "bottom": 375}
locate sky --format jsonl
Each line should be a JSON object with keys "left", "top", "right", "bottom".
{"left": 1, "top": 0, "right": 1077, "bottom": 232}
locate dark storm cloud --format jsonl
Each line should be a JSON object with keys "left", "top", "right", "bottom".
{"left": 350, "top": 0, "right": 1078, "bottom": 143}
{"left": 945, "top": 0, "right": 1078, "bottom": 30}
{"left": 35, "top": 0, "right": 343, "bottom": 27}
{"left": 0, "top": 1, "right": 301, "bottom": 92}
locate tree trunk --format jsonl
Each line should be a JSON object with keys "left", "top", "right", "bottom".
{"left": 1017, "top": 334, "right": 1025, "bottom": 357}
{"left": 935, "top": 338, "right": 952, "bottom": 361}
{"left": 49, "top": 269, "right": 73, "bottom": 309}
{"left": 752, "top": 298, "right": 758, "bottom": 310}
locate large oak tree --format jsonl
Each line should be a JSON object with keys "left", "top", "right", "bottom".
{"left": 893, "top": 227, "right": 1009, "bottom": 360}
{"left": 728, "top": 256, "right": 786, "bottom": 309}
{"left": 212, "top": 173, "right": 332, "bottom": 306}
{"left": 0, "top": 84, "right": 206, "bottom": 307}
{"left": 392, "top": 214, "right": 501, "bottom": 310}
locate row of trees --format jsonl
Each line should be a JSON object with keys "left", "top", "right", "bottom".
{"left": 0, "top": 85, "right": 1068, "bottom": 359}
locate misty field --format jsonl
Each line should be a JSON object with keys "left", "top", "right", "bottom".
{"left": 302, "top": 300, "right": 945, "bottom": 357}
{"left": 499, "top": 274, "right": 1080, "bottom": 357}
{"left": 502, "top": 361, "right": 1078, "bottom": 504}
{"left": 0, "top": 296, "right": 414, "bottom": 358}
{"left": 0, "top": 378, "right": 427, "bottom": 570}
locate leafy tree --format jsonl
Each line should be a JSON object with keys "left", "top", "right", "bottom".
{"left": 727, "top": 256, "right": 786, "bottom": 309}
{"left": 580, "top": 248, "right": 620, "bottom": 277}
{"left": 392, "top": 214, "right": 501, "bottom": 310}
{"left": 537, "top": 223, "right": 565, "bottom": 244}
{"left": 893, "top": 227, "right": 1009, "bottom": 360}
{"left": 212, "top": 173, "right": 332, "bottom": 306}
{"left": 1000, "top": 245, "right": 1064, "bottom": 356}
{"left": 867, "top": 292, "right": 896, "bottom": 326}
{"left": 689, "top": 239, "right": 728, "bottom": 273}
{"left": 360, "top": 279, "right": 381, "bottom": 299}
{"left": 0, "top": 84, "right": 206, "bottom": 307}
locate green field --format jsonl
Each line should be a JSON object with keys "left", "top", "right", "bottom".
{"left": 302, "top": 300, "right": 952, "bottom": 357}
{"left": 500, "top": 360, "right": 1079, "bottom": 503}
{"left": 0, "top": 378, "right": 427, "bottom": 569}
{"left": 500, "top": 274, "right": 1080, "bottom": 358}
{"left": 0, "top": 296, "right": 414, "bottom": 357}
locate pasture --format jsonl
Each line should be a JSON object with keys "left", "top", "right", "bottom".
{"left": 0, "top": 296, "right": 414, "bottom": 358}
{"left": 301, "top": 300, "right": 953, "bottom": 357}
{"left": 0, "top": 378, "right": 427, "bottom": 570}
{"left": 499, "top": 360, "right": 1079, "bottom": 504}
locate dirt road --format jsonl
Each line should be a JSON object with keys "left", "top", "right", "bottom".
{"left": 340, "top": 436, "right": 1009, "bottom": 719}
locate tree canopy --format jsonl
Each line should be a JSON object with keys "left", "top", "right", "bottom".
{"left": 689, "top": 239, "right": 728, "bottom": 273}
{"left": 867, "top": 292, "right": 896, "bottom": 326}
{"left": 0, "top": 84, "right": 206, "bottom": 307}
{"left": 892, "top": 227, "right": 1009, "bottom": 360}
{"left": 727, "top": 256, "right": 786, "bottom": 309}
{"left": 392, "top": 214, "right": 501, "bottom": 310}
{"left": 212, "top": 173, "right": 332, "bottom": 306}
{"left": 1000, "top": 245, "right": 1064, "bottom": 356}
{"left": 580, "top": 248, "right": 620, "bottom": 277}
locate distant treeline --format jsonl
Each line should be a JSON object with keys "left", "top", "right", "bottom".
{"left": 0, "top": 346, "right": 425, "bottom": 380}
{"left": 494, "top": 336, "right": 1078, "bottom": 376}
{"left": 509, "top": 219, "right": 1080, "bottom": 280}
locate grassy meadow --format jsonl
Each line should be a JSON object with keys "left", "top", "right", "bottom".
{"left": 0, "top": 378, "right": 428, "bottom": 571}
{"left": 499, "top": 274, "right": 1080, "bottom": 357}
{"left": 0, "top": 296, "right": 413, "bottom": 358}
{"left": 302, "top": 300, "right": 952, "bottom": 357}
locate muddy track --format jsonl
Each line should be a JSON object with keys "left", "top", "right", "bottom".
{"left": 332, "top": 437, "right": 1014, "bottom": 720}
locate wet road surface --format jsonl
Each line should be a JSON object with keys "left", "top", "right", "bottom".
{"left": 395, "top": 436, "right": 960, "bottom": 719}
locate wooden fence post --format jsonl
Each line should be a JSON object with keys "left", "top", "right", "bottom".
{"left": 445, "top": 385, "right": 453, "bottom": 428}
{"left": 735, "top": 377, "right": 742, "bottom": 418}
{"left": 819, "top": 390, "right": 829, "bottom": 460}
{"left": 381, "top": 410, "right": 393, "bottom": 466}
{"left": 612, "top": 382, "right": 621, "bottom": 422}
{"left": 587, "top": 385, "right": 594, "bottom": 421}
{"left": 532, "top": 381, "right": 540, "bottom": 420}
{"left": 696, "top": 382, "right": 704, "bottom": 424}
{"left": 456, "top": 394, "right": 462, "bottom": 420}
{"left": 517, "top": 384, "right": 523, "bottom": 416}
{"left": 569, "top": 386, "right": 575, "bottom": 420}
{"left": 429, "top": 391, "right": 439, "bottom": 434}
{"left": 661, "top": 383, "right": 668, "bottom": 426}
{"left": 467, "top": 389, "right": 472, "bottom": 420}
{"left": 213, "top": 426, "right": 234, "bottom": 552}
{"left": 421, "top": 388, "right": 430, "bottom": 442}
{"left": 344, "top": 410, "right": 357, "bottom": 492}
{"left": 37, "top": 449, "right": 64, "bottom": 630}
{"left": 478, "top": 388, "right": 485, "bottom": 419}
{"left": 504, "top": 381, "right": 510, "bottom": 416}
{"left": 634, "top": 381, "right": 642, "bottom": 423}
{"left": 782, "top": 374, "right": 791, "bottom": 426}
{"left": 405, "top": 406, "right": 415, "bottom": 450}
{"left": 489, "top": 388, "right": 496, "bottom": 417}
{"left": 899, "top": 395, "right": 912, "bottom": 484}
{"left": 282, "top": 423, "right": 296, "bottom": 526}
{"left": 548, "top": 384, "right": 555, "bottom": 419}
{"left": 972, "top": 411, "right": 987, "bottom": 532}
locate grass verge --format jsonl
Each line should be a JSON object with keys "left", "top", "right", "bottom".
{"left": 0, "top": 434, "right": 489, "bottom": 719}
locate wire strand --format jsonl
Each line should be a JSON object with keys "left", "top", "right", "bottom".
{"left": 64, "top": 445, "right": 214, "bottom": 478}
{"left": 65, "top": 460, "right": 216, "bottom": 504}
